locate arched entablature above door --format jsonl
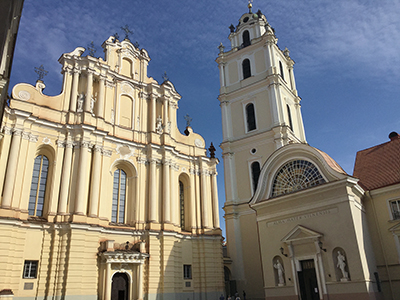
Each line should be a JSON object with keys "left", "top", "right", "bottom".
{"left": 250, "top": 143, "right": 348, "bottom": 204}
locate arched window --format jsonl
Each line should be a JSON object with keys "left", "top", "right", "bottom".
{"left": 271, "top": 160, "right": 325, "bottom": 197}
{"left": 251, "top": 161, "right": 261, "bottom": 192}
{"left": 242, "top": 30, "right": 250, "bottom": 47}
{"left": 279, "top": 61, "right": 285, "bottom": 81}
{"left": 242, "top": 59, "right": 251, "bottom": 79}
{"left": 287, "top": 105, "right": 293, "bottom": 131}
{"left": 28, "top": 155, "right": 49, "bottom": 217}
{"left": 179, "top": 180, "right": 185, "bottom": 230}
{"left": 245, "top": 103, "right": 256, "bottom": 131}
{"left": 112, "top": 169, "right": 127, "bottom": 223}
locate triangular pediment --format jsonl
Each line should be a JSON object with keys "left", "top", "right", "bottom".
{"left": 281, "top": 225, "right": 323, "bottom": 243}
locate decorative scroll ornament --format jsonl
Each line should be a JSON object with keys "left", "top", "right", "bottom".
{"left": 18, "top": 91, "right": 31, "bottom": 101}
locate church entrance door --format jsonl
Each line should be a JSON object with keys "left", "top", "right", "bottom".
{"left": 298, "top": 259, "right": 319, "bottom": 300}
{"left": 111, "top": 272, "right": 129, "bottom": 300}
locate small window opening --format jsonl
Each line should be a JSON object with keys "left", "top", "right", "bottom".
{"left": 242, "top": 59, "right": 251, "bottom": 79}
{"left": 251, "top": 161, "right": 261, "bottom": 192}
{"left": 23, "top": 261, "right": 38, "bottom": 279}
{"left": 243, "top": 30, "right": 250, "bottom": 47}
{"left": 279, "top": 61, "right": 285, "bottom": 81}
{"left": 183, "top": 265, "right": 192, "bottom": 279}
{"left": 287, "top": 105, "right": 293, "bottom": 131}
{"left": 246, "top": 103, "right": 256, "bottom": 131}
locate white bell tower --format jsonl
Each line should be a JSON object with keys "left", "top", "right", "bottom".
{"left": 217, "top": 3, "right": 306, "bottom": 298}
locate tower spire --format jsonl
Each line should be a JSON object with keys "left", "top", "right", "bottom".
{"left": 248, "top": 0, "right": 253, "bottom": 13}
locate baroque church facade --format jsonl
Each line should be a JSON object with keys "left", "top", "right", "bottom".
{"left": 0, "top": 35, "right": 224, "bottom": 299}
{"left": 218, "top": 4, "right": 399, "bottom": 300}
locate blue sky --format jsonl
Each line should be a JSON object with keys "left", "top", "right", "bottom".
{"left": 10, "top": 0, "right": 400, "bottom": 237}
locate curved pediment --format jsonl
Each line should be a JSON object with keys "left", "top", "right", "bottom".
{"left": 250, "top": 144, "right": 348, "bottom": 204}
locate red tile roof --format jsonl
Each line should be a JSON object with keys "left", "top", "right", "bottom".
{"left": 353, "top": 133, "right": 400, "bottom": 190}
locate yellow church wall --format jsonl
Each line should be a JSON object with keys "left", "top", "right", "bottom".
{"left": 0, "top": 35, "right": 223, "bottom": 299}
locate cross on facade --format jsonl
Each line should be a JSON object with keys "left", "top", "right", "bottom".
{"left": 121, "top": 25, "right": 133, "bottom": 40}
{"left": 34, "top": 64, "right": 48, "bottom": 81}
{"left": 87, "top": 41, "right": 96, "bottom": 56}
{"left": 162, "top": 71, "right": 169, "bottom": 82}
{"left": 184, "top": 114, "right": 192, "bottom": 127}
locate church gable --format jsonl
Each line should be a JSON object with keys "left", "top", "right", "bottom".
{"left": 250, "top": 143, "right": 348, "bottom": 204}
{"left": 281, "top": 225, "right": 323, "bottom": 243}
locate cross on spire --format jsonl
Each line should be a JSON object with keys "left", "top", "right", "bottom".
{"left": 87, "top": 41, "right": 96, "bottom": 56}
{"left": 34, "top": 64, "right": 48, "bottom": 81}
{"left": 184, "top": 114, "right": 192, "bottom": 127}
{"left": 121, "top": 25, "right": 133, "bottom": 40}
{"left": 248, "top": 0, "right": 253, "bottom": 13}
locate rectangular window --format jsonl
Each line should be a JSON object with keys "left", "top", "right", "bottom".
{"left": 23, "top": 261, "right": 38, "bottom": 279}
{"left": 183, "top": 264, "right": 192, "bottom": 280}
{"left": 390, "top": 200, "right": 400, "bottom": 220}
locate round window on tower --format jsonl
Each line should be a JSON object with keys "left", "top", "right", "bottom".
{"left": 250, "top": 148, "right": 257, "bottom": 155}
{"left": 243, "top": 17, "right": 249, "bottom": 23}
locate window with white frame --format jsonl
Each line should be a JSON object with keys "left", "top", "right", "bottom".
{"left": 390, "top": 200, "right": 400, "bottom": 220}
{"left": 23, "top": 260, "right": 38, "bottom": 279}
{"left": 183, "top": 264, "right": 192, "bottom": 279}
{"left": 28, "top": 155, "right": 49, "bottom": 217}
{"left": 112, "top": 169, "right": 127, "bottom": 223}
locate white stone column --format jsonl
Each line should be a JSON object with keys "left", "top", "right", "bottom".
{"left": 88, "top": 145, "right": 102, "bottom": 217}
{"left": 163, "top": 97, "right": 168, "bottom": 129}
{"left": 58, "top": 141, "right": 74, "bottom": 214}
{"left": 2, "top": 129, "right": 22, "bottom": 208}
{"left": 200, "top": 166, "right": 209, "bottom": 228}
{"left": 170, "top": 163, "right": 177, "bottom": 225}
{"left": 223, "top": 152, "right": 238, "bottom": 202}
{"left": 150, "top": 95, "right": 156, "bottom": 132}
{"left": 163, "top": 159, "right": 171, "bottom": 223}
{"left": 104, "top": 262, "right": 111, "bottom": 300}
{"left": 220, "top": 100, "right": 231, "bottom": 140}
{"left": 97, "top": 75, "right": 106, "bottom": 117}
{"left": 211, "top": 171, "right": 220, "bottom": 228}
{"left": 0, "top": 128, "right": 12, "bottom": 198}
{"left": 189, "top": 169, "right": 196, "bottom": 230}
{"left": 74, "top": 141, "right": 91, "bottom": 214}
{"left": 148, "top": 159, "right": 157, "bottom": 222}
{"left": 84, "top": 70, "right": 93, "bottom": 112}
{"left": 70, "top": 69, "right": 80, "bottom": 112}
{"left": 138, "top": 263, "right": 144, "bottom": 300}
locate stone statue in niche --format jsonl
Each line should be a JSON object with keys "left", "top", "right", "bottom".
{"left": 156, "top": 115, "right": 163, "bottom": 134}
{"left": 337, "top": 251, "right": 349, "bottom": 281}
{"left": 77, "top": 93, "right": 85, "bottom": 112}
{"left": 90, "top": 92, "right": 97, "bottom": 115}
{"left": 274, "top": 260, "right": 285, "bottom": 286}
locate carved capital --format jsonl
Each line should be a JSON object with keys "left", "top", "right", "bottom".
{"left": 22, "top": 132, "right": 31, "bottom": 140}
{"left": 3, "top": 126, "right": 13, "bottom": 136}
{"left": 13, "top": 129, "right": 23, "bottom": 137}
{"left": 102, "top": 149, "right": 112, "bottom": 157}
{"left": 81, "top": 141, "right": 92, "bottom": 149}
{"left": 65, "top": 140, "right": 74, "bottom": 148}
{"left": 29, "top": 135, "right": 39, "bottom": 143}
{"left": 137, "top": 157, "right": 148, "bottom": 165}
{"left": 56, "top": 139, "right": 65, "bottom": 148}
{"left": 93, "top": 145, "right": 103, "bottom": 153}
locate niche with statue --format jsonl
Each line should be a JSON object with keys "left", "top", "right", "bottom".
{"left": 332, "top": 247, "right": 350, "bottom": 282}
{"left": 273, "top": 256, "right": 286, "bottom": 286}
